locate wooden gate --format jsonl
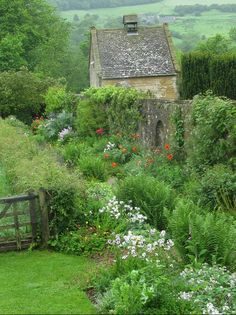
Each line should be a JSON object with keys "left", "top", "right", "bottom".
{"left": 0, "top": 189, "right": 49, "bottom": 252}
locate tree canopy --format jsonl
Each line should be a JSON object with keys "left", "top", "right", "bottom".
{"left": 0, "top": 0, "right": 70, "bottom": 74}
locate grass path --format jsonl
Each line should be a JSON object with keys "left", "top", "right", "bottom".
{"left": 0, "top": 251, "right": 98, "bottom": 314}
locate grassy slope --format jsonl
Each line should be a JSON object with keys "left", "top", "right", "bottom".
{"left": 0, "top": 251, "right": 97, "bottom": 314}
{"left": 0, "top": 164, "right": 10, "bottom": 197}
{"left": 60, "top": 0, "right": 236, "bottom": 44}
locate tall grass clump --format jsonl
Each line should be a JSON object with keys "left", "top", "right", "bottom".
{"left": 117, "top": 175, "right": 175, "bottom": 230}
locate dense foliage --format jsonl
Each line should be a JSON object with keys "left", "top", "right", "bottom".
{"left": 48, "top": 0, "right": 162, "bottom": 10}
{"left": 0, "top": 0, "right": 69, "bottom": 73}
{"left": 0, "top": 68, "right": 56, "bottom": 123}
{"left": 181, "top": 53, "right": 236, "bottom": 99}
{"left": 76, "top": 86, "right": 145, "bottom": 136}
{"left": 0, "top": 0, "right": 89, "bottom": 93}
{"left": 0, "top": 87, "right": 236, "bottom": 314}
{"left": 186, "top": 93, "right": 236, "bottom": 171}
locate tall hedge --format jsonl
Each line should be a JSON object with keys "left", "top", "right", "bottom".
{"left": 181, "top": 53, "right": 236, "bottom": 100}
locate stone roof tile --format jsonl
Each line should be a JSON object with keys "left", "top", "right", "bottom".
{"left": 96, "top": 26, "right": 176, "bottom": 79}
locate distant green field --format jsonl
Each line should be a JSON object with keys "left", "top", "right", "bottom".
{"left": 171, "top": 10, "right": 236, "bottom": 38}
{"left": 60, "top": 0, "right": 236, "bottom": 47}
{"left": 61, "top": 0, "right": 236, "bottom": 21}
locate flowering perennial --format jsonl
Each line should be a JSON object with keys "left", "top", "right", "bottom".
{"left": 179, "top": 264, "right": 236, "bottom": 314}
{"left": 99, "top": 196, "right": 147, "bottom": 224}
{"left": 108, "top": 228, "right": 174, "bottom": 261}
{"left": 58, "top": 127, "right": 72, "bottom": 141}
{"left": 96, "top": 128, "right": 104, "bottom": 135}
{"left": 104, "top": 142, "right": 116, "bottom": 152}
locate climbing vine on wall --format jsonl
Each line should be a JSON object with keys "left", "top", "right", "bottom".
{"left": 80, "top": 86, "right": 146, "bottom": 135}
{"left": 171, "top": 106, "right": 186, "bottom": 161}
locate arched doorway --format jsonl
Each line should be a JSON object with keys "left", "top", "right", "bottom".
{"left": 155, "top": 120, "right": 164, "bottom": 147}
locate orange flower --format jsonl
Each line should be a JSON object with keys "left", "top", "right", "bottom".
{"left": 122, "top": 148, "right": 127, "bottom": 153}
{"left": 132, "top": 146, "right": 137, "bottom": 153}
{"left": 118, "top": 144, "right": 123, "bottom": 149}
{"left": 111, "top": 162, "right": 118, "bottom": 168}
{"left": 164, "top": 144, "right": 170, "bottom": 150}
{"left": 104, "top": 153, "right": 110, "bottom": 159}
{"left": 167, "top": 154, "right": 173, "bottom": 161}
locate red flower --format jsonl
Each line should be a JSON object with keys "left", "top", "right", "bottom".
{"left": 167, "top": 154, "right": 173, "bottom": 161}
{"left": 104, "top": 153, "right": 110, "bottom": 159}
{"left": 132, "top": 146, "right": 137, "bottom": 153}
{"left": 111, "top": 162, "right": 118, "bottom": 168}
{"left": 96, "top": 128, "right": 104, "bottom": 135}
{"left": 164, "top": 144, "right": 170, "bottom": 150}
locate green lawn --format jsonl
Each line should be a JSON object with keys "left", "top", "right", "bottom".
{"left": 0, "top": 251, "right": 98, "bottom": 314}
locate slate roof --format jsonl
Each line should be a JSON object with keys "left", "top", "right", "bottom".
{"left": 92, "top": 25, "right": 177, "bottom": 80}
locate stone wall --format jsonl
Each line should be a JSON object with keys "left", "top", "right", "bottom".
{"left": 101, "top": 76, "right": 179, "bottom": 101}
{"left": 139, "top": 99, "right": 192, "bottom": 147}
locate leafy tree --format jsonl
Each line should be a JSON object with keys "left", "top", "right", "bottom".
{"left": 0, "top": 34, "right": 26, "bottom": 70}
{"left": 0, "top": 0, "right": 70, "bottom": 72}
{"left": 0, "top": 67, "right": 56, "bottom": 123}
{"left": 195, "top": 34, "right": 234, "bottom": 55}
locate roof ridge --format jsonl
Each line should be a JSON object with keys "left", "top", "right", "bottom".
{"left": 96, "top": 25, "right": 163, "bottom": 32}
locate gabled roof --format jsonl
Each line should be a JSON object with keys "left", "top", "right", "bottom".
{"left": 90, "top": 24, "right": 178, "bottom": 80}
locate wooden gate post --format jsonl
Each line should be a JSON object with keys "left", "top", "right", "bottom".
{"left": 39, "top": 188, "right": 50, "bottom": 248}
{"left": 28, "top": 190, "right": 37, "bottom": 241}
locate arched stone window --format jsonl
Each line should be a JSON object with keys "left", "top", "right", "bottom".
{"left": 155, "top": 120, "right": 164, "bottom": 147}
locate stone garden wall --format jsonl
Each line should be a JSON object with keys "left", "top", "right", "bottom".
{"left": 139, "top": 99, "right": 192, "bottom": 147}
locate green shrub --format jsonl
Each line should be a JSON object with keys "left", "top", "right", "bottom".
{"left": 34, "top": 111, "right": 74, "bottom": 142}
{"left": 0, "top": 68, "right": 55, "bottom": 123}
{"left": 186, "top": 93, "right": 236, "bottom": 172}
{"left": 167, "top": 199, "right": 236, "bottom": 269}
{"left": 97, "top": 263, "right": 196, "bottom": 315}
{"left": 78, "top": 156, "right": 109, "bottom": 181}
{"left": 180, "top": 52, "right": 236, "bottom": 99}
{"left": 44, "top": 86, "right": 77, "bottom": 114}
{"left": 76, "top": 98, "right": 108, "bottom": 137}
{"left": 117, "top": 175, "right": 175, "bottom": 230}
{"left": 77, "top": 86, "right": 145, "bottom": 136}
{"left": 49, "top": 228, "right": 108, "bottom": 255}
{"left": 198, "top": 164, "right": 236, "bottom": 209}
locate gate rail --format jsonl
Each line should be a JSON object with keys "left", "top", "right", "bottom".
{"left": 0, "top": 189, "right": 49, "bottom": 252}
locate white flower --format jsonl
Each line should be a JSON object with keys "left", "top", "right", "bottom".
{"left": 58, "top": 126, "right": 72, "bottom": 140}
{"left": 179, "top": 292, "right": 193, "bottom": 301}
{"left": 149, "top": 228, "right": 156, "bottom": 235}
{"left": 160, "top": 230, "right": 166, "bottom": 238}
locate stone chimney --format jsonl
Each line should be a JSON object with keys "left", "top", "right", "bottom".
{"left": 123, "top": 14, "right": 138, "bottom": 34}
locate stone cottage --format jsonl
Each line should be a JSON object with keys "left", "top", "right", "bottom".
{"left": 89, "top": 15, "right": 179, "bottom": 100}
